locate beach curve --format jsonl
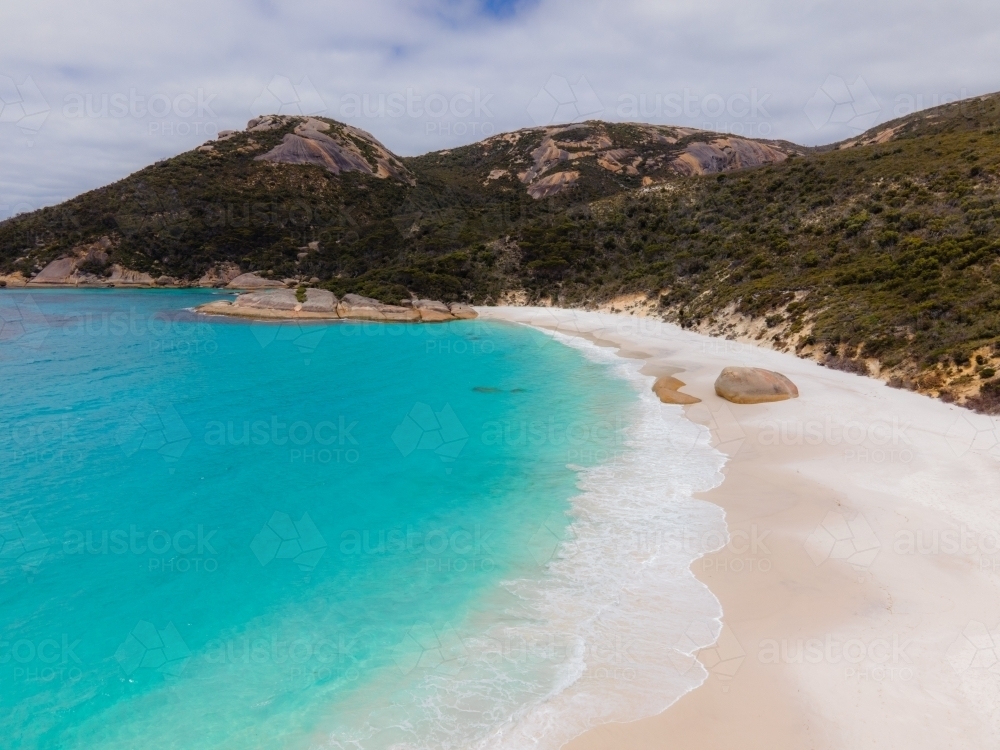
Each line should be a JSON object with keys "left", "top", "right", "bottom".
{"left": 476, "top": 306, "right": 1000, "bottom": 750}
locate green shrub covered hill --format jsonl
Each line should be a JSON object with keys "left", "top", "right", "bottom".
{"left": 4, "top": 94, "right": 1000, "bottom": 410}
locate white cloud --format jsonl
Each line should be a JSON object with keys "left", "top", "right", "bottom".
{"left": 2, "top": 0, "right": 1000, "bottom": 213}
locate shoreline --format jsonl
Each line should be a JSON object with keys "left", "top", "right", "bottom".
{"left": 477, "top": 306, "right": 1000, "bottom": 749}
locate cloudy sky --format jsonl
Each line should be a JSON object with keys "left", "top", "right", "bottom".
{"left": 2, "top": 0, "right": 999, "bottom": 216}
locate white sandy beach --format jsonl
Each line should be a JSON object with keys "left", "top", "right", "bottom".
{"left": 477, "top": 306, "right": 1000, "bottom": 750}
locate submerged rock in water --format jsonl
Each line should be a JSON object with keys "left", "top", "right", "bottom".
{"left": 714, "top": 367, "right": 799, "bottom": 404}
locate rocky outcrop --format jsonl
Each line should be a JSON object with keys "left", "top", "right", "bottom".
{"left": 226, "top": 273, "right": 284, "bottom": 289}
{"left": 412, "top": 299, "right": 454, "bottom": 322}
{"left": 652, "top": 375, "right": 701, "bottom": 405}
{"left": 520, "top": 138, "right": 569, "bottom": 183}
{"left": 27, "top": 238, "right": 156, "bottom": 287}
{"left": 30, "top": 256, "right": 79, "bottom": 284}
{"left": 107, "top": 265, "right": 155, "bottom": 286}
{"left": 527, "top": 171, "right": 579, "bottom": 199}
{"left": 336, "top": 294, "right": 420, "bottom": 322}
{"left": 714, "top": 367, "right": 799, "bottom": 404}
{"left": 232, "top": 288, "right": 338, "bottom": 313}
{"left": 670, "top": 138, "right": 788, "bottom": 176}
{"left": 29, "top": 237, "right": 112, "bottom": 285}
{"left": 0, "top": 272, "right": 28, "bottom": 287}
{"left": 597, "top": 148, "right": 640, "bottom": 174}
{"left": 299, "top": 288, "right": 337, "bottom": 313}
{"left": 198, "top": 290, "right": 477, "bottom": 322}
{"left": 197, "top": 263, "right": 242, "bottom": 287}
{"left": 254, "top": 118, "right": 412, "bottom": 183}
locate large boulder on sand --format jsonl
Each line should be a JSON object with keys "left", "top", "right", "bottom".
{"left": 227, "top": 273, "right": 284, "bottom": 289}
{"left": 714, "top": 367, "right": 799, "bottom": 404}
{"left": 337, "top": 294, "right": 420, "bottom": 322}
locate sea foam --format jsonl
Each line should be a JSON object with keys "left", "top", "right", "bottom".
{"left": 327, "top": 328, "right": 729, "bottom": 749}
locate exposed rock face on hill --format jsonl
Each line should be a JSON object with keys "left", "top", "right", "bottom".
{"left": 528, "top": 171, "right": 580, "bottom": 199}
{"left": 25, "top": 237, "right": 160, "bottom": 286}
{"left": 197, "top": 263, "right": 242, "bottom": 287}
{"left": 484, "top": 122, "right": 797, "bottom": 199}
{"left": 107, "top": 265, "right": 155, "bottom": 286}
{"left": 29, "top": 237, "right": 111, "bottom": 284}
{"left": 670, "top": 138, "right": 789, "bottom": 176}
{"left": 254, "top": 117, "right": 412, "bottom": 183}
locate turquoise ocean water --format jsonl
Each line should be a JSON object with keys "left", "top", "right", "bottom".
{"left": 0, "top": 289, "right": 667, "bottom": 749}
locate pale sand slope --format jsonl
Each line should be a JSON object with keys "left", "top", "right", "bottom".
{"left": 476, "top": 306, "right": 1000, "bottom": 750}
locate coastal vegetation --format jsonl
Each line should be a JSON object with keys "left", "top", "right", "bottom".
{"left": 3, "top": 94, "right": 1000, "bottom": 407}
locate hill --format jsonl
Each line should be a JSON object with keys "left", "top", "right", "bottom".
{"left": 3, "top": 94, "right": 1000, "bottom": 410}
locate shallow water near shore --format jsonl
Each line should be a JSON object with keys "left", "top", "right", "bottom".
{"left": 1, "top": 289, "right": 724, "bottom": 749}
